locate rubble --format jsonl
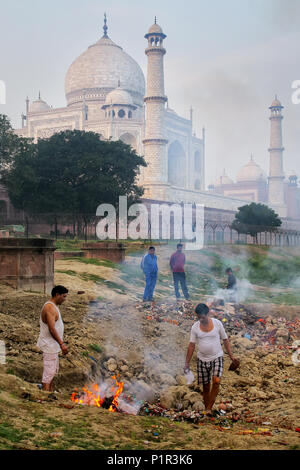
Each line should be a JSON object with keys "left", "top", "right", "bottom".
{"left": 135, "top": 300, "right": 300, "bottom": 353}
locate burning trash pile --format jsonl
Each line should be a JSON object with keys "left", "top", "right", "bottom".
{"left": 71, "top": 375, "right": 124, "bottom": 412}
{"left": 71, "top": 298, "right": 299, "bottom": 428}
{"left": 71, "top": 376, "right": 154, "bottom": 416}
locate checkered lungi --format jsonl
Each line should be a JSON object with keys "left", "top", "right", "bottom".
{"left": 197, "top": 356, "right": 224, "bottom": 385}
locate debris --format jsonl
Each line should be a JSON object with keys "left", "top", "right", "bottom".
{"left": 20, "top": 392, "right": 32, "bottom": 400}
{"left": 47, "top": 393, "right": 58, "bottom": 401}
{"left": 184, "top": 370, "right": 195, "bottom": 385}
{"left": 59, "top": 403, "right": 75, "bottom": 409}
{"left": 49, "top": 432, "right": 63, "bottom": 438}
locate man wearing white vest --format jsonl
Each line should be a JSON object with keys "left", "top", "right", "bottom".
{"left": 37, "top": 285, "right": 69, "bottom": 391}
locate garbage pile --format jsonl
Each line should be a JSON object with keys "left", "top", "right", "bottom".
{"left": 136, "top": 300, "right": 300, "bottom": 351}
{"left": 138, "top": 400, "right": 271, "bottom": 428}
{"left": 136, "top": 301, "right": 196, "bottom": 328}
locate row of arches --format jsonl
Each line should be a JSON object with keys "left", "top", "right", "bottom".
{"left": 105, "top": 109, "right": 133, "bottom": 119}
{"left": 119, "top": 133, "right": 137, "bottom": 151}
{"left": 168, "top": 141, "right": 202, "bottom": 189}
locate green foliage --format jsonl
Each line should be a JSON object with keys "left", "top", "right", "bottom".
{"left": 231, "top": 203, "right": 282, "bottom": 242}
{"left": 0, "top": 114, "right": 22, "bottom": 171}
{"left": 2, "top": 129, "right": 146, "bottom": 230}
{"left": 247, "top": 251, "right": 300, "bottom": 286}
{"left": 0, "top": 422, "right": 32, "bottom": 443}
{"left": 55, "top": 239, "right": 83, "bottom": 251}
{"left": 88, "top": 344, "right": 103, "bottom": 353}
{"left": 65, "top": 257, "right": 117, "bottom": 268}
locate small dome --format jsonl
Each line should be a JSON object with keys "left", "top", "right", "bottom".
{"left": 148, "top": 23, "right": 163, "bottom": 35}
{"left": 237, "top": 156, "right": 266, "bottom": 182}
{"left": 270, "top": 96, "right": 282, "bottom": 108}
{"left": 214, "top": 169, "right": 234, "bottom": 186}
{"left": 105, "top": 87, "right": 134, "bottom": 106}
{"left": 29, "top": 98, "right": 50, "bottom": 113}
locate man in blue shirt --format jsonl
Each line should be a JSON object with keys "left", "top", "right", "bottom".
{"left": 141, "top": 246, "right": 158, "bottom": 302}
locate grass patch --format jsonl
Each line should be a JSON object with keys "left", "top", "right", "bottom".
{"left": 88, "top": 344, "right": 103, "bottom": 354}
{"left": 0, "top": 422, "right": 33, "bottom": 444}
{"left": 64, "top": 257, "right": 117, "bottom": 269}
{"left": 55, "top": 239, "right": 83, "bottom": 252}
{"left": 55, "top": 269, "right": 127, "bottom": 293}
{"left": 55, "top": 269, "right": 77, "bottom": 277}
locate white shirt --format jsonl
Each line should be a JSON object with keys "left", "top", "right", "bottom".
{"left": 37, "top": 301, "right": 64, "bottom": 354}
{"left": 190, "top": 318, "right": 228, "bottom": 362}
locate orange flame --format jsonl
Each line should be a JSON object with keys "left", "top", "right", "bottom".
{"left": 71, "top": 376, "right": 124, "bottom": 412}
{"left": 108, "top": 375, "right": 124, "bottom": 412}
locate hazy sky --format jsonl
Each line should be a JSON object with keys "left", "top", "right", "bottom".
{"left": 0, "top": 0, "right": 299, "bottom": 187}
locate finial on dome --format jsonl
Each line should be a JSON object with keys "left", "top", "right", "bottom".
{"left": 155, "top": 16, "right": 157, "bottom": 24}
{"left": 118, "top": 79, "right": 121, "bottom": 88}
{"left": 103, "top": 12, "right": 108, "bottom": 38}
{"left": 38, "top": 91, "right": 41, "bottom": 100}
{"left": 250, "top": 154, "right": 254, "bottom": 161}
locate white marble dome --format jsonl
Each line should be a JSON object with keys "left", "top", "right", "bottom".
{"left": 65, "top": 35, "right": 145, "bottom": 107}
{"left": 237, "top": 157, "right": 266, "bottom": 182}
{"left": 29, "top": 98, "right": 50, "bottom": 114}
{"left": 105, "top": 87, "right": 134, "bottom": 106}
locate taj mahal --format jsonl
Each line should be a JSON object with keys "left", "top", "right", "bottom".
{"left": 10, "top": 16, "right": 300, "bottom": 226}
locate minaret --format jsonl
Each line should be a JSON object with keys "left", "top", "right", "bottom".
{"left": 268, "top": 96, "right": 287, "bottom": 217}
{"left": 26, "top": 96, "right": 29, "bottom": 116}
{"left": 143, "top": 19, "right": 170, "bottom": 200}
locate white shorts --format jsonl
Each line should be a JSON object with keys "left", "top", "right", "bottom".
{"left": 42, "top": 353, "right": 59, "bottom": 384}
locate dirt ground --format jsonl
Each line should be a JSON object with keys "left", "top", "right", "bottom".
{"left": 0, "top": 245, "right": 299, "bottom": 450}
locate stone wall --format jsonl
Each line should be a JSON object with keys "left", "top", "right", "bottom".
{"left": 82, "top": 242, "right": 125, "bottom": 263}
{"left": 0, "top": 239, "right": 55, "bottom": 294}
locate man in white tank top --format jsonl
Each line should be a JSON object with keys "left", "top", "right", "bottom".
{"left": 37, "top": 285, "right": 69, "bottom": 391}
{"left": 184, "top": 303, "right": 237, "bottom": 415}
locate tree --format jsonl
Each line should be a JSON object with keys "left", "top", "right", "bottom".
{"left": 231, "top": 203, "right": 282, "bottom": 244}
{"left": 3, "top": 130, "right": 147, "bottom": 236}
{"left": 0, "top": 114, "right": 32, "bottom": 173}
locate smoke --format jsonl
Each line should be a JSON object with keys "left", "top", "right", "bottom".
{"left": 212, "top": 279, "right": 253, "bottom": 304}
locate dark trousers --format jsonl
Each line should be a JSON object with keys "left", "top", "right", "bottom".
{"left": 173, "top": 272, "right": 189, "bottom": 299}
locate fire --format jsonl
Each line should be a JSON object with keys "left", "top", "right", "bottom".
{"left": 71, "top": 375, "right": 124, "bottom": 412}
{"left": 108, "top": 375, "right": 124, "bottom": 412}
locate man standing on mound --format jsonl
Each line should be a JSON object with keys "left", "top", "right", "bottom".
{"left": 184, "top": 303, "right": 236, "bottom": 414}
{"left": 169, "top": 243, "right": 190, "bottom": 302}
{"left": 37, "top": 285, "right": 69, "bottom": 391}
{"left": 141, "top": 246, "right": 158, "bottom": 302}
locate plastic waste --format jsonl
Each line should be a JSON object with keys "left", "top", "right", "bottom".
{"left": 184, "top": 370, "right": 195, "bottom": 385}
